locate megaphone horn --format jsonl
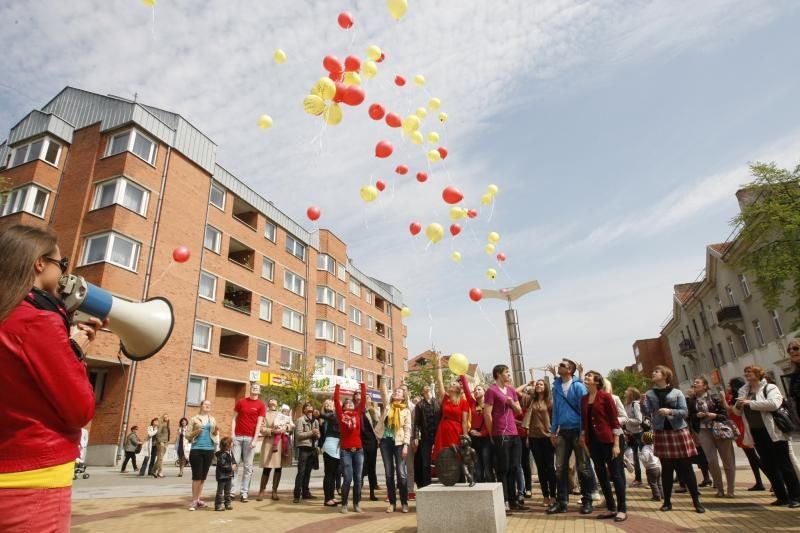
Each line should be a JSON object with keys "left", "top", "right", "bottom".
{"left": 59, "top": 275, "right": 175, "bottom": 361}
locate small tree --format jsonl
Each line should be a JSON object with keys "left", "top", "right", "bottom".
{"left": 733, "top": 162, "right": 800, "bottom": 329}
{"left": 260, "top": 357, "right": 323, "bottom": 413}
{"left": 606, "top": 369, "right": 650, "bottom": 397}
{"left": 404, "top": 356, "right": 455, "bottom": 399}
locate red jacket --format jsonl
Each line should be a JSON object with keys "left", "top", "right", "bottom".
{"left": 335, "top": 382, "right": 367, "bottom": 450}
{"left": 580, "top": 390, "right": 620, "bottom": 445}
{"left": 0, "top": 300, "right": 96, "bottom": 473}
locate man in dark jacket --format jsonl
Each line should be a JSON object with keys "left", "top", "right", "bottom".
{"left": 413, "top": 385, "right": 441, "bottom": 488}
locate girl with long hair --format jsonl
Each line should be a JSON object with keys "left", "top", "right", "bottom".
{"left": 432, "top": 356, "right": 470, "bottom": 461}
{"left": 528, "top": 379, "right": 557, "bottom": 507}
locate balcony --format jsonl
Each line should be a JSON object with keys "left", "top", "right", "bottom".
{"left": 678, "top": 338, "right": 696, "bottom": 358}
{"left": 219, "top": 329, "right": 249, "bottom": 360}
{"left": 717, "top": 306, "right": 743, "bottom": 331}
{"left": 375, "top": 321, "right": 386, "bottom": 337}
{"left": 232, "top": 196, "right": 258, "bottom": 230}
{"left": 374, "top": 295, "right": 386, "bottom": 314}
{"left": 228, "top": 237, "right": 254, "bottom": 270}
{"left": 223, "top": 281, "right": 252, "bottom": 315}
{"left": 376, "top": 347, "right": 387, "bottom": 363}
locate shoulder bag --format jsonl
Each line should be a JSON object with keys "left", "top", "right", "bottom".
{"left": 768, "top": 385, "right": 797, "bottom": 434}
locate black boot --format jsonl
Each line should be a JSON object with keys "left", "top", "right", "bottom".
{"left": 370, "top": 487, "right": 378, "bottom": 501}
{"left": 693, "top": 498, "right": 705, "bottom": 514}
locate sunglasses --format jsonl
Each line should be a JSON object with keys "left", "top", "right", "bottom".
{"left": 788, "top": 346, "right": 800, "bottom": 353}
{"left": 558, "top": 362, "right": 569, "bottom": 368}
{"left": 43, "top": 256, "right": 69, "bottom": 274}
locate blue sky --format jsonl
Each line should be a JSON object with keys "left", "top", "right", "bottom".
{"left": 2, "top": 0, "right": 800, "bottom": 380}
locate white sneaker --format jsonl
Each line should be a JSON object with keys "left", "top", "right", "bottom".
{"left": 354, "top": 504, "right": 363, "bottom": 513}
{"left": 340, "top": 504, "right": 348, "bottom": 514}
{"left": 591, "top": 491, "right": 601, "bottom": 502}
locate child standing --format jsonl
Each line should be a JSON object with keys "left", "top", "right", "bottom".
{"left": 639, "top": 432, "right": 662, "bottom": 501}
{"left": 215, "top": 436, "right": 237, "bottom": 511}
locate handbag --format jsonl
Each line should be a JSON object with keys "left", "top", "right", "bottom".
{"left": 768, "top": 386, "right": 797, "bottom": 434}
{"left": 311, "top": 448, "right": 320, "bottom": 470}
{"left": 134, "top": 443, "right": 143, "bottom": 454}
{"left": 711, "top": 420, "right": 739, "bottom": 440}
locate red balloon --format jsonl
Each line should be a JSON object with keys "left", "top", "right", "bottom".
{"left": 469, "top": 288, "right": 483, "bottom": 302}
{"left": 377, "top": 52, "right": 386, "bottom": 63}
{"left": 333, "top": 82, "right": 347, "bottom": 103}
{"left": 343, "top": 85, "right": 365, "bottom": 106}
{"left": 385, "top": 113, "right": 402, "bottom": 128}
{"left": 450, "top": 224, "right": 461, "bottom": 237}
{"left": 497, "top": 252, "right": 507, "bottom": 262}
{"left": 409, "top": 222, "right": 422, "bottom": 236}
{"left": 172, "top": 246, "right": 191, "bottom": 263}
{"left": 306, "top": 206, "right": 321, "bottom": 221}
{"left": 395, "top": 164, "right": 408, "bottom": 175}
{"left": 416, "top": 171, "right": 428, "bottom": 183}
{"left": 467, "top": 208, "right": 478, "bottom": 218}
{"left": 328, "top": 70, "right": 344, "bottom": 82}
{"left": 368, "top": 104, "right": 385, "bottom": 120}
{"left": 438, "top": 146, "right": 448, "bottom": 159}
{"left": 344, "top": 55, "right": 361, "bottom": 72}
{"left": 442, "top": 186, "right": 464, "bottom": 204}
{"left": 375, "top": 140, "right": 393, "bottom": 158}
{"left": 338, "top": 11, "right": 354, "bottom": 29}
{"left": 323, "top": 55, "right": 343, "bottom": 73}
{"left": 394, "top": 75, "right": 406, "bottom": 86}
{"left": 376, "top": 180, "right": 386, "bottom": 192}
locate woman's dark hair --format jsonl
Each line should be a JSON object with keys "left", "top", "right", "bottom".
{"left": 0, "top": 224, "right": 59, "bottom": 321}
{"left": 531, "top": 379, "right": 552, "bottom": 409}
{"left": 694, "top": 376, "right": 709, "bottom": 389}
{"left": 179, "top": 417, "right": 189, "bottom": 427}
{"left": 150, "top": 418, "right": 159, "bottom": 425}
{"left": 728, "top": 377, "right": 745, "bottom": 398}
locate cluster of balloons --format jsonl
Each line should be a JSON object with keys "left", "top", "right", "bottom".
{"left": 480, "top": 183, "right": 499, "bottom": 205}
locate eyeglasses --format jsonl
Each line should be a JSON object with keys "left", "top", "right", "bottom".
{"left": 558, "top": 363, "right": 569, "bottom": 368}
{"left": 43, "top": 256, "right": 69, "bottom": 274}
{"left": 788, "top": 346, "right": 800, "bottom": 353}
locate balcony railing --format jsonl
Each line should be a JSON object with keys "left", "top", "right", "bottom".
{"left": 678, "top": 338, "right": 696, "bottom": 357}
{"left": 717, "top": 306, "right": 743, "bottom": 329}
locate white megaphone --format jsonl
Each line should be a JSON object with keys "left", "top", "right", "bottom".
{"left": 59, "top": 274, "right": 175, "bottom": 361}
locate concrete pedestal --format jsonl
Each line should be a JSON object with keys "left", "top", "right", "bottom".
{"left": 417, "top": 482, "right": 505, "bottom": 533}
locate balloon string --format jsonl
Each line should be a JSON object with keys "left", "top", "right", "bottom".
{"left": 148, "top": 261, "right": 174, "bottom": 290}
{"left": 477, "top": 302, "right": 503, "bottom": 338}
{"left": 497, "top": 261, "right": 517, "bottom": 285}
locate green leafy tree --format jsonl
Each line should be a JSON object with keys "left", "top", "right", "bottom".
{"left": 606, "top": 369, "right": 650, "bottom": 397}
{"left": 404, "top": 356, "right": 455, "bottom": 399}
{"left": 260, "top": 358, "right": 323, "bottom": 412}
{"left": 733, "top": 162, "right": 800, "bottom": 329}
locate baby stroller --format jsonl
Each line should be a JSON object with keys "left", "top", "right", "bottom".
{"left": 74, "top": 428, "right": 90, "bottom": 480}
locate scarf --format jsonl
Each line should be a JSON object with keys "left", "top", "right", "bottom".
{"left": 341, "top": 409, "right": 357, "bottom": 431}
{"left": 653, "top": 385, "right": 673, "bottom": 408}
{"left": 387, "top": 400, "right": 405, "bottom": 433}
{"left": 25, "top": 286, "right": 84, "bottom": 360}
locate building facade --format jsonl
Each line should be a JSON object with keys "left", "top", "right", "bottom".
{"left": 631, "top": 335, "right": 675, "bottom": 377}
{"left": 0, "top": 87, "right": 409, "bottom": 465}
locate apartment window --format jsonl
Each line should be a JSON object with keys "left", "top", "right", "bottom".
{"left": 0, "top": 184, "right": 50, "bottom": 218}
{"left": 317, "top": 356, "right": 334, "bottom": 376}
{"left": 753, "top": 320, "right": 765, "bottom": 346}
{"left": 709, "top": 348, "right": 718, "bottom": 368}
{"left": 348, "top": 368, "right": 363, "bottom": 382}
{"left": 264, "top": 220, "right": 277, "bottom": 242}
{"left": 692, "top": 319, "right": 700, "bottom": 337}
{"left": 738, "top": 274, "right": 751, "bottom": 298}
{"left": 707, "top": 305, "right": 717, "bottom": 326}
{"left": 93, "top": 177, "right": 148, "bottom": 215}
{"left": 317, "top": 254, "right": 336, "bottom": 274}
{"left": 81, "top": 232, "right": 140, "bottom": 270}
{"left": 366, "top": 316, "right": 373, "bottom": 331}
{"left": 187, "top": 376, "right": 207, "bottom": 405}
{"left": 770, "top": 310, "right": 784, "bottom": 337}
{"left": 9, "top": 136, "right": 61, "bottom": 167}
{"left": 256, "top": 340, "right": 270, "bottom": 366}
{"left": 349, "top": 279, "right": 361, "bottom": 296}
{"left": 192, "top": 321, "right": 212, "bottom": 352}
{"left": 198, "top": 271, "right": 217, "bottom": 301}
{"left": 286, "top": 234, "right": 306, "bottom": 261}
{"left": 261, "top": 256, "right": 274, "bottom": 281}
{"left": 337, "top": 294, "right": 346, "bottom": 313}
{"left": 209, "top": 183, "right": 225, "bottom": 210}
{"left": 337, "top": 263, "right": 346, "bottom": 281}
{"left": 88, "top": 369, "right": 107, "bottom": 404}
{"left": 717, "top": 342, "right": 726, "bottom": 365}
{"left": 282, "top": 308, "right": 304, "bottom": 333}
{"left": 315, "top": 320, "right": 335, "bottom": 342}
{"left": 388, "top": 351, "right": 394, "bottom": 366}
{"left": 727, "top": 337, "right": 736, "bottom": 359}
{"left": 283, "top": 270, "right": 305, "bottom": 296}
{"left": 365, "top": 291, "right": 373, "bottom": 304}
{"left": 337, "top": 326, "right": 346, "bottom": 345}
{"left": 259, "top": 297, "right": 272, "bottom": 321}
{"left": 204, "top": 225, "right": 221, "bottom": 253}
{"left": 725, "top": 285, "right": 736, "bottom": 305}
{"left": 349, "top": 306, "right": 362, "bottom": 325}
{"left": 350, "top": 336, "right": 362, "bottom": 355}
{"left": 316, "top": 286, "right": 336, "bottom": 307}
{"left": 106, "top": 128, "right": 157, "bottom": 165}
{"left": 682, "top": 365, "right": 689, "bottom": 382}
{"left": 388, "top": 327, "right": 393, "bottom": 340}
{"left": 715, "top": 296, "right": 723, "bottom": 309}
{"left": 699, "top": 310, "right": 709, "bottom": 331}
{"left": 367, "top": 343, "right": 374, "bottom": 359}
{"left": 685, "top": 325, "right": 692, "bottom": 340}
{"left": 367, "top": 372, "right": 375, "bottom": 388}
{"left": 740, "top": 333, "right": 750, "bottom": 354}
{"left": 336, "top": 360, "right": 345, "bottom": 377}
{"left": 280, "top": 346, "right": 301, "bottom": 370}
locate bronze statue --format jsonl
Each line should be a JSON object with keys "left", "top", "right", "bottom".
{"left": 434, "top": 435, "right": 477, "bottom": 487}
{"left": 458, "top": 434, "right": 477, "bottom": 487}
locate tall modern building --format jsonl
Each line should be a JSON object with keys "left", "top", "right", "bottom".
{"left": 0, "top": 87, "right": 409, "bottom": 465}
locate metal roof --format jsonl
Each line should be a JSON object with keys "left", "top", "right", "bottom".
{"left": 8, "top": 110, "right": 75, "bottom": 146}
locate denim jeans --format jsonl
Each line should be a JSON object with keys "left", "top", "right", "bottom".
{"left": 418, "top": 438, "right": 435, "bottom": 488}
{"left": 380, "top": 438, "right": 408, "bottom": 506}
{"left": 471, "top": 436, "right": 494, "bottom": 482}
{"left": 589, "top": 439, "right": 627, "bottom": 512}
{"left": 341, "top": 448, "right": 364, "bottom": 506}
{"left": 491, "top": 435, "right": 521, "bottom": 503}
{"left": 627, "top": 433, "right": 643, "bottom": 482}
{"left": 554, "top": 429, "right": 592, "bottom": 506}
{"left": 232, "top": 436, "right": 256, "bottom": 496}
{"left": 323, "top": 452, "right": 340, "bottom": 502}
{"left": 215, "top": 478, "right": 232, "bottom": 507}
{"left": 293, "top": 447, "right": 316, "bottom": 498}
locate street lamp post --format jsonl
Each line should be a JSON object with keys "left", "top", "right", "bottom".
{"left": 481, "top": 280, "right": 541, "bottom": 387}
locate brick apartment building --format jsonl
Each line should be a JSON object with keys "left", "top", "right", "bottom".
{"left": 0, "top": 87, "right": 409, "bottom": 465}
{"left": 631, "top": 336, "right": 675, "bottom": 377}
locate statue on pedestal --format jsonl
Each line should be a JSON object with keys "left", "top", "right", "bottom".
{"left": 434, "top": 435, "right": 477, "bottom": 487}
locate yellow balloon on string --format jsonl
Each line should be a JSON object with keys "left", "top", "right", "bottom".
{"left": 416, "top": 107, "right": 427, "bottom": 119}
{"left": 488, "top": 232, "right": 500, "bottom": 244}
{"left": 451, "top": 251, "right": 462, "bottom": 263}
{"left": 343, "top": 71, "right": 361, "bottom": 86}
{"left": 414, "top": 74, "right": 426, "bottom": 87}
{"left": 402, "top": 115, "right": 421, "bottom": 133}
{"left": 142, "top": 0, "right": 156, "bottom": 6}
{"left": 425, "top": 223, "right": 444, "bottom": 244}
{"left": 448, "top": 353, "right": 470, "bottom": 375}
{"left": 366, "top": 45, "right": 382, "bottom": 61}
{"left": 427, "top": 149, "right": 441, "bottom": 162}
{"left": 485, "top": 243, "right": 496, "bottom": 255}
{"left": 487, "top": 184, "right": 499, "bottom": 196}
{"left": 387, "top": 0, "right": 408, "bottom": 20}
{"left": 410, "top": 131, "right": 424, "bottom": 145}
{"left": 360, "top": 185, "right": 379, "bottom": 202}
{"left": 486, "top": 268, "right": 497, "bottom": 280}
{"left": 439, "top": 112, "right": 448, "bottom": 124}
{"left": 312, "top": 77, "right": 337, "bottom": 101}
{"left": 449, "top": 206, "right": 465, "bottom": 221}
{"left": 480, "top": 193, "right": 492, "bottom": 205}
{"left": 401, "top": 307, "right": 412, "bottom": 319}
{"left": 362, "top": 61, "right": 378, "bottom": 79}
{"left": 324, "top": 104, "right": 343, "bottom": 126}
{"left": 257, "top": 115, "right": 273, "bottom": 129}
{"left": 274, "top": 49, "right": 287, "bottom": 64}
{"left": 303, "top": 95, "right": 325, "bottom": 116}
{"left": 429, "top": 98, "right": 441, "bottom": 111}
{"left": 427, "top": 132, "right": 440, "bottom": 144}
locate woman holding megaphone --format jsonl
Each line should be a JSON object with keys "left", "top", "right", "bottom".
{"left": 0, "top": 224, "right": 105, "bottom": 533}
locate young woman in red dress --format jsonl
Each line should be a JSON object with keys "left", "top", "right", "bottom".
{"left": 432, "top": 355, "right": 470, "bottom": 461}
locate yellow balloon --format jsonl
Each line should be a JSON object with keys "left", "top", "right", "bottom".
{"left": 485, "top": 243, "right": 496, "bottom": 255}
{"left": 401, "top": 306, "right": 412, "bottom": 319}
{"left": 343, "top": 71, "right": 361, "bottom": 86}
{"left": 312, "top": 77, "right": 337, "bottom": 101}
{"left": 487, "top": 184, "right": 499, "bottom": 196}
{"left": 480, "top": 193, "right": 492, "bottom": 205}
{"left": 451, "top": 251, "right": 462, "bottom": 263}
{"left": 362, "top": 60, "right": 378, "bottom": 79}
{"left": 427, "top": 131, "right": 440, "bottom": 144}
{"left": 410, "top": 130, "right": 424, "bottom": 145}
{"left": 303, "top": 95, "right": 325, "bottom": 116}
{"left": 429, "top": 97, "right": 441, "bottom": 111}
{"left": 142, "top": 0, "right": 156, "bottom": 6}
{"left": 414, "top": 74, "right": 426, "bottom": 87}
{"left": 448, "top": 353, "right": 470, "bottom": 376}
{"left": 486, "top": 268, "right": 497, "bottom": 280}
{"left": 387, "top": 0, "right": 408, "bottom": 20}
{"left": 439, "top": 112, "right": 448, "bottom": 124}
{"left": 449, "top": 206, "right": 464, "bottom": 221}
{"left": 257, "top": 115, "right": 273, "bottom": 129}
{"left": 425, "top": 223, "right": 444, "bottom": 244}
{"left": 488, "top": 232, "right": 500, "bottom": 244}
{"left": 427, "top": 149, "right": 442, "bottom": 162}
{"left": 366, "top": 45, "right": 382, "bottom": 61}
{"left": 402, "top": 115, "right": 421, "bottom": 133}
{"left": 360, "top": 185, "right": 379, "bottom": 202}
{"left": 274, "top": 49, "right": 287, "bottom": 64}
{"left": 324, "top": 104, "right": 343, "bottom": 126}
{"left": 416, "top": 107, "right": 427, "bottom": 119}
